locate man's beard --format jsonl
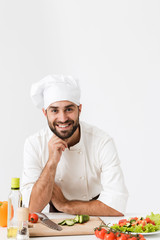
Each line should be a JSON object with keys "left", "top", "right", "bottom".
{"left": 47, "top": 116, "right": 80, "bottom": 140}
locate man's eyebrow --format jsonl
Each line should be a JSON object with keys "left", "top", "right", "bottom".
{"left": 64, "top": 104, "right": 76, "bottom": 109}
{"left": 48, "top": 106, "right": 58, "bottom": 109}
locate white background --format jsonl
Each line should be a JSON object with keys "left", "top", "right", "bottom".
{"left": 0, "top": 0, "right": 160, "bottom": 214}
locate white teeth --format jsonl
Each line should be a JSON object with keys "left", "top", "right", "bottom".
{"left": 58, "top": 125, "right": 69, "bottom": 128}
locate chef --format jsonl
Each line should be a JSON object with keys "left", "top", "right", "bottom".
{"left": 21, "top": 74, "right": 128, "bottom": 216}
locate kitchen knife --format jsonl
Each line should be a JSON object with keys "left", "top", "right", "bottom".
{"left": 35, "top": 212, "right": 62, "bottom": 231}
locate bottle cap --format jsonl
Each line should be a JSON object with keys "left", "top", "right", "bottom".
{"left": 17, "top": 207, "right": 29, "bottom": 222}
{"left": 11, "top": 178, "right": 20, "bottom": 189}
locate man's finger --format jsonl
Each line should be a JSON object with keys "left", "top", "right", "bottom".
{"left": 51, "top": 135, "right": 68, "bottom": 148}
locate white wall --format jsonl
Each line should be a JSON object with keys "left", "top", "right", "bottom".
{"left": 0, "top": 0, "right": 160, "bottom": 214}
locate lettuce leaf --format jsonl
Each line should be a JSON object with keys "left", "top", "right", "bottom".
{"left": 146, "top": 212, "right": 160, "bottom": 230}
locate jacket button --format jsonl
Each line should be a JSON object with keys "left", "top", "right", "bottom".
{"left": 80, "top": 176, "right": 85, "bottom": 180}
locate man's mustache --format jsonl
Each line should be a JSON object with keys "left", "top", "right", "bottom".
{"left": 53, "top": 120, "right": 74, "bottom": 125}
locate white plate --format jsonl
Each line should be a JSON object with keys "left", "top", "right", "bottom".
{"left": 131, "top": 230, "right": 160, "bottom": 236}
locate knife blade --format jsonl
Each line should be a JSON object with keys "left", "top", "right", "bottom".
{"left": 35, "top": 212, "right": 62, "bottom": 231}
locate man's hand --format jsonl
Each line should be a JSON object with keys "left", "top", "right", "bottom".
{"left": 51, "top": 184, "right": 68, "bottom": 211}
{"left": 48, "top": 135, "right": 68, "bottom": 165}
{"left": 51, "top": 184, "right": 123, "bottom": 216}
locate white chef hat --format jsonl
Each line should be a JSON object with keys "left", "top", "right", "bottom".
{"left": 30, "top": 74, "right": 81, "bottom": 109}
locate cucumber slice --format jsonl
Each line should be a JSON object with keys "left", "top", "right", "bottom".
{"left": 74, "top": 215, "right": 79, "bottom": 223}
{"left": 79, "top": 215, "right": 83, "bottom": 223}
{"left": 65, "top": 219, "right": 75, "bottom": 226}
{"left": 58, "top": 220, "right": 66, "bottom": 225}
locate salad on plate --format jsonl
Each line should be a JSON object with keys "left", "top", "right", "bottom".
{"left": 110, "top": 212, "right": 160, "bottom": 234}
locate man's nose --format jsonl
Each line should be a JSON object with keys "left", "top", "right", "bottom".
{"left": 58, "top": 111, "right": 68, "bottom": 122}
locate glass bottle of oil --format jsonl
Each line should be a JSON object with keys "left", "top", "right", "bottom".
{"left": 7, "top": 178, "right": 22, "bottom": 239}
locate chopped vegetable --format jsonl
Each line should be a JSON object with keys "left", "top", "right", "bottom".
{"left": 58, "top": 220, "right": 67, "bottom": 225}
{"left": 58, "top": 214, "right": 90, "bottom": 226}
{"left": 74, "top": 215, "right": 79, "bottom": 223}
{"left": 65, "top": 219, "right": 76, "bottom": 226}
{"left": 77, "top": 214, "right": 90, "bottom": 223}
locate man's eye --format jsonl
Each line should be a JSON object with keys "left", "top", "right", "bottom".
{"left": 51, "top": 109, "right": 57, "bottom": 113}
{"left": 66, "top": 108, "right": 73, "bottom": 112}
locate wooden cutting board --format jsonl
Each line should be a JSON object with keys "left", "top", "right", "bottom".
{"left": 29, "top": 217, "right": 104, "bottom": 237}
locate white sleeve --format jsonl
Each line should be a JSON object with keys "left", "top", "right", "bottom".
{"left": 97, "top": 138, "right": 128, "bottom": 214}
{"left": 21, "top": 137, "right": 42, "bottom": 208}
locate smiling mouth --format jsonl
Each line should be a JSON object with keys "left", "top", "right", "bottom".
{"left": 56, "top": 123, "right": 72, "bottom": 130}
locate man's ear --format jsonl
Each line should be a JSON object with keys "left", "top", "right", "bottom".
{"left": 78, "top": 104, "right": 82, "bottom": 115}
{"left": 42, "top": 108, "right": 47, "bottom": 117}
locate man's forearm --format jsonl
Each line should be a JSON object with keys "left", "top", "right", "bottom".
{"left": 56, "top": 199, "right": 123, "bottom": 216}
{"left": 29, "top": 161, "right": 57, "bottom": 212}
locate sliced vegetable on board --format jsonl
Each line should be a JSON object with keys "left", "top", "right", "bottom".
{"left": 58, "top": 214, "right": 90, "bottom": 226}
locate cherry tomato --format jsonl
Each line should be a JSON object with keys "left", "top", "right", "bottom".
{"left": 104, "top": 232, "right": 116, "bottom": 240}
{"left": 130, "top": 217, "right": 138, "bottom": 221}
{"left": 145, "top": 217, "right": 155, "bottom": 225}
{"left": 145, "top": 217, "right": 151, "bottom": 223}
{"left": 118, "top": 219, "right": 127, "bottom": 224}
{"left": 117, "top": 233, "right": 128, "bottom": 240}
{"left": 125, "top": 233, "right": 131, "bottom": 238}
{"left": 94, "top": 228, "right": 107, "bottom": 239}
{"left": 138, "top": 233, "right": 145, "bottom": 239}
{"left": 115, "top": 232, "right": 120, "bottom": 238}
{"left": 29, "top": 213, "right": 38, "bottom": 223}
{"left": 141, "top": 220, "right": 147, "bottom": 226}
{"left": 118, "top": 219, "right": 128, "bottom": 227}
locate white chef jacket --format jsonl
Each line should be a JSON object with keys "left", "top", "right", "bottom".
{"left": 21, "top": 121, "right": 128, "bottom": 213}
